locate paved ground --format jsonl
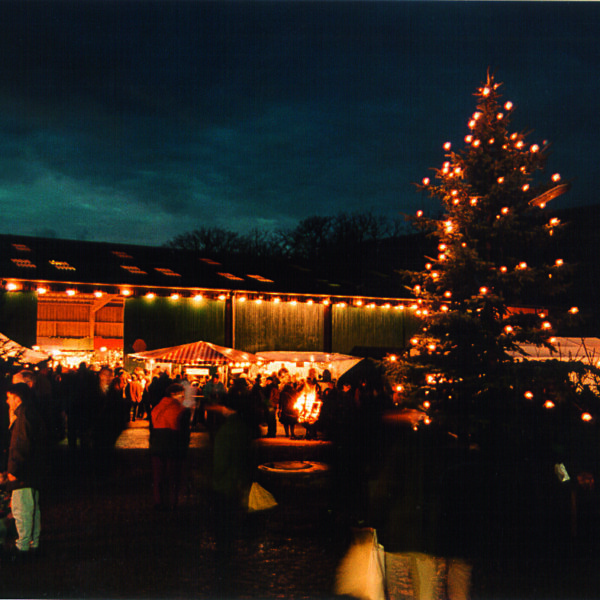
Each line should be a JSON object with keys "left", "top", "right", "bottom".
{"left": 0, "top": 418, "right": 598, "bottom": 599}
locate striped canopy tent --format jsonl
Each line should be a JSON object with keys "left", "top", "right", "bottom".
{"left": 129, "top": 341, "right": 259, "bottom": 366}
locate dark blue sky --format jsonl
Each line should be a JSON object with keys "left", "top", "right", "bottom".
{"left": 0, "top": 1, "right": 598, "bottom": 245}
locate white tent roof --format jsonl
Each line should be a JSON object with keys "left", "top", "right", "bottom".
{"left": 513, "top": 337, "right": 600, "bottom": 364}
{"left": 0, "top": 333, "right": 49, "bottom": 365}
{"left": 255, "top": 351, "right": 361, "bottom": 380}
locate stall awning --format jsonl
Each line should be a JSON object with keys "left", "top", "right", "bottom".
{"left": 256, "top": 351, "right": 361, "bottom": 380}
{"left": 512, "top": 337, "right": 600, "bottom": 363}
{"left": 0, "top": 333, "right": 49, "bottom": 365}
{"left": 129, "top": 340, "right": 259, "bottom": 365}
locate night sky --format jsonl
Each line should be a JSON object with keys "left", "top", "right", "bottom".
{"left": 0, "top": 1, "right": 598, "bottom": 246}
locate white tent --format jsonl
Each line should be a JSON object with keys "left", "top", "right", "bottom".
{"left": 0, "top": 333, "right": 49, "bottom": 365}
{"left": 255, "top": 351, "right": 361, "bottom": 380}
{"left": 512, "top": 337, "right": 600, "bottom": 364}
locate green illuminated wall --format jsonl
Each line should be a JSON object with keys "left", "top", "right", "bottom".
{"left": 123, "top": 297, "right": 225, "bottom": 352}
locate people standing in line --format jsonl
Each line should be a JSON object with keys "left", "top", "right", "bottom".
{"left": 0, "top": 383, "right": 47, "bottom": 559}
{"left": 149, "top": 383, "right": 191, "bottom": 511}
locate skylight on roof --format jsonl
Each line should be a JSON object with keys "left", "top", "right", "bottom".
{"left": 155, "top": 268, "right": 181, "bottom": 277}
{"left": 12, "top": 244, "right": 31, "bottom": 252}
{"left": 49, "top": 260, "right": 75, "bottom": 271}
{"left": 199, "top": 258, "right": 221, "bottom": 266}
{"left": 112, "top": 251, "right": 133, "bottom": 259}
{"left": 11, "top": 258, "right": 36, "bottom": 268}
{"left": 218, "top": 272, "right": 244, "bottom": 281}
{"left": 247, "top": 274, "right": 274, "bottom": 283}
{"left": 121, "top": 265, "right": 147, "bottom": 275}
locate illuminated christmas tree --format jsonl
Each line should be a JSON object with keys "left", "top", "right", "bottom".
{"left": 390, "top": 72, "right": 586, "bottom": 436}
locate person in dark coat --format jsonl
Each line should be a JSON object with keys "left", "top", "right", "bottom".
{"left": 1, "top": 383, "right": 47, "bottom": 556}
{"left": 277, "top": 375, "right": 299, "bottom": 439}
{"left": 149, "top": 383, "right": 190, "bottom": 510}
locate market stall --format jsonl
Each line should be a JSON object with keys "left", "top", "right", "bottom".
{"left": 0, "top": 332, "right": 50, "bottom": 365}
{"left": 255, "top": 351, "right": 361, "bottom": 382}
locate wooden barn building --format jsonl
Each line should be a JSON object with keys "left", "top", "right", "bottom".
{"left": 0, "top": 234, "right": 421, "bottom": 367}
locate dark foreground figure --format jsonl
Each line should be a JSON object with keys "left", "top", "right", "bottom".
{"left": 0, "top": 436, "right": 598, "bottom": 599}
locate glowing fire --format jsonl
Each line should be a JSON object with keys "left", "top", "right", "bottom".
{"left": 294, "top": 387, "right": 322, "bottom": 424}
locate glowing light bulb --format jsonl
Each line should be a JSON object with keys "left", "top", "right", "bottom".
{"left": 94, "top": 291, "right": 103, "bottom": 298}
{"left": 524, "top": 391, "right": 534, "bottom": 400}
{"left": 544, "top": 400, "right": 555, "bottom": 409}
{"left": 472, "top": 139, "right": 481, "bottom": 148}
{"left": 145, "top": 292, "right": 156, "bottom": 299}
{"left": 582, "top": 413, "right": 593, "bottom": 422}
{"left": 552, "top": 173, "right": 561, "bottom": 182}
{"left": 501, "top": 207, "right": 509, "bottom": 214}
{"left": 422, "top": 177, "right": 430, "bottom": 186}
{"left": 522, "top": 184, "right": 530, "bottom": 192}
{"left": 542, "top": 321, "right": 552, "bottom": 330}
{"left": 482, "top": 87, "right": 490, "bottom": 96}
{"left": 555, "top": 259, "right": 564, "bottom": 267}
{"left": 504, "top": 325, "right": 514, "bottom": 334}
{"left": 530, "top": 144, "right": 539, "bottom": 153}
{"left": 569, "top": 307, "right": 579, "bottom": 314}
{"left": 193, "top": 294, "right": 203, "bottom": 302}
{"left": 416, "top": 210, "right": 423, "bottom": 217}
{"left": 444, "top": 142, "right": 451, "bottom": 150}
{"left": 497, "top": 176, "right": 505, "bottom": 184}
{"left": 465, "top": 135, "right": 473, "bottom": 143}
{"left": 505, "top": 101, "right": 513, "bottom": 110}
{"left": 496, "top": 113, "right": 504, "bottom": 120}
{"left": 479, "top": 287, "right": 488, "bottom": 295}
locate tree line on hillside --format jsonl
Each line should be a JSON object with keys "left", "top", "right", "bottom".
{"left": 165, "top": 211, "right": 412, "bottom": 261}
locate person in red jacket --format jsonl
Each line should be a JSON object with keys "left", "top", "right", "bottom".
{"left": 149, "top": 383, "right": 190, "bottom": 510}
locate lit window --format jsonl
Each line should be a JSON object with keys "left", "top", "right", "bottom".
{"left": 246, "top": 274, "right": 274, "bottom": 283}
{"left": 11, "top": 258, "right": 36, "bottom": 268}
{"left": 49, "top": 260, "right": 75, "bottom": 271}
{"left": 121, "top": 265, "right": 147, "bottom": 275}
{"left": 12, "top": 244, "right": 31, "bottom": 252}
{"left": 218, "top": 272, "right": 244, "bottom": 281}
{"left": 112, "top": 251, "right": 133, "bottom": 259}
{"left": 199, "top": 258, "right": 221, "bottom": 266}
{"left": 155, "top": 268, "right": 181, "bottom": 277}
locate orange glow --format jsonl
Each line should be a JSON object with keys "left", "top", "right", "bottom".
{"left": 472, "top": 139, "right": 481, "bottom": 148}
{"left": 170, "top": 293, "right": 180, "bottom": 300}
{"left": 145, "top": 292, "right": 156, "bottom": 299}
{"left": 501, "top": 207, "right": 509, "bottom": 214}
{"left": 193, "top": 294, "right": 203, "bottom": 302}
{"left": 422, "top": 178, "right": 430, "bottom": 186}
{"left": 274, "top": 297, "right": 281, "bottom": 303}
{"left": 6, "top": 282, "right": 19, "bottom": 291}
{"left": 416, "top": 210, "right": 424, "bottom": 217}
{"left": 569, "top": 307, "right": 579, "bottom": 314}
{"left": 504, "top": 101, "right": 513, "bottom": 110}
{"left": 552, "top": 173, "right": 561, "bottom": 182}
{"left": 479, "top": 287, "right": 488, "bottom": 295}
{"left": 465, "top": 135, "right": 473, "bottom": 143}
{"left": 94, "top": 290, "right": 103, "bottom": 298}
{"left": 522, "top": 184, "right": 530, "bottom": 192}
{"left": 544, "top": 400, "right": 555, "bottom": 409}
{"left": 504, "top": 325, "right": 514, "bottom": 334}
{"left": 500, "top": 266, "right": 508, "bottom": 273}
{"left": 497, "top": 176, "right": 505, "bottom": 184}
{"left": 36, "top": 286, "right": 47, "bottom": 295}
{"left": 218, "top": 294, "right": 227, "bottom": 301}
{"left": 444, "top": 142, "right": 451, "bottom": 150}
{"left": 542, "top": 321, "right": 552, "bottom": 330}
{"left": 582, "top": 413, "right": 593, "bottom": 422}
{"left": 524, "top": 391, "right": 534, "bottom": 400}
{"left": 294, "top": 388, "right": 322, "bottom": 424}
{"left": 555, "top": 259, "right": 564, "bottom": 267}
{"left": 66, "top": 289, "right": 77, "bottom": 296}
{"left": 530, "top": 144, "right": 540, "bottom": 153}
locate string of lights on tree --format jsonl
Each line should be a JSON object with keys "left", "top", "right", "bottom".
{"left": 386, "top": 71, "right": 598, "bottom": 432}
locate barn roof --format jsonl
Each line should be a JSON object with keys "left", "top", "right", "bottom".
{"left": 0, "top": 233, "right": 415, "bottom": 301}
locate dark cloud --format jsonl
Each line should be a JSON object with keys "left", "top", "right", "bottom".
{"left": 0, "top": 1, "right": 597, "bottom": 244}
